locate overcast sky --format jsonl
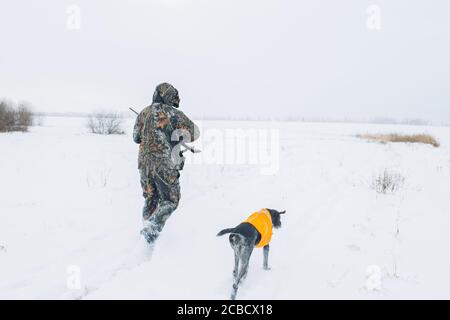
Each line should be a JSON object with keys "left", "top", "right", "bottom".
{"left": 1, "top": 0, "right": 449, "bottom": 122}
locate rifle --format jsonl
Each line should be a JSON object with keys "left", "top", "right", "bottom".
{"left": 129, "top": 107, "right": 201, "bottom": 154}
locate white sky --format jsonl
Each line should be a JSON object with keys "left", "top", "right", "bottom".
{"left": 1, "top": 0, "right": 449, "bottom": 122}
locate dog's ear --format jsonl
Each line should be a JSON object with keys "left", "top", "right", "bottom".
{"left": 279, "top": 210, "right": 286, "bottom": 214}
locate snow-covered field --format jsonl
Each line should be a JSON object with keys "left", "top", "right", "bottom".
{"left": 1, "top": 116, "right": 450, "bottom": 299}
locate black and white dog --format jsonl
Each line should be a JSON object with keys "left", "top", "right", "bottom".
{"left": 217, "top": 208, "right": 285, "bottom": 300}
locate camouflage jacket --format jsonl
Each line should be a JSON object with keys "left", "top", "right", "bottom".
{"left": 133, "top": 85, "right": 199, "bottom": 170}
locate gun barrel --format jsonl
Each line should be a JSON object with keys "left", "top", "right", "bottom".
{"left": 129, "top": 107, "right": 139, "bottom": 115}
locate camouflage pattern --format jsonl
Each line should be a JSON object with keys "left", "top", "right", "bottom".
{"left": 139, "top": 164, "right": 181, "bottom": 243}
{"left": 133, "top": 83, "right": 199, "bottom": 244}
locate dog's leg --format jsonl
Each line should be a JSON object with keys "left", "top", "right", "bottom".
{"left": 233, "top": 249, "right": 239, "bottom": 279}
{"left": 263, "top": 245, "right": 270, "bottom": 270}
{"left": 231, "top": 244, "right": 253, "bottom": 300}
{"left": 238, "top": 245, "right": 253, "bottom": 282}
{"left": 230, "top": 235, "right": 240, "bottom": 279}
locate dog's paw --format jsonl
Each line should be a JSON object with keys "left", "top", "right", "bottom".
{"left": 263, "top": 266, "right": 271, "bottom": 271}
{"left": 231, "top": 284, "right": 238, "bottom": 300}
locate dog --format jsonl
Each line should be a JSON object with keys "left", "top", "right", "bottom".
{"left": 217, "top": 208, "right": 285, "bottom": 300}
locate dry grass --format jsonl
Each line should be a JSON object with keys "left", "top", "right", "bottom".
{"left": 357, "top": 133, "right": 440, "bottom": 148}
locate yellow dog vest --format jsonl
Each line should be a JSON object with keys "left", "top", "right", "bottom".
{"left": 245, "top": 209, "right": 273, "bottom": 248}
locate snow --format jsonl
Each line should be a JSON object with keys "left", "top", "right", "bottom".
{"left": 1, "top": 116, "right": 450, "bottom": 299}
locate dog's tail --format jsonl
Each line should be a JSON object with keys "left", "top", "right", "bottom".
{"left": 217, "top": 228, "right": 236, "bottom": 237}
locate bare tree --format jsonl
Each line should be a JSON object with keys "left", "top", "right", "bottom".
{"left": 0, "top": 100, "right": 33, "bottom": 132}
{"left": 87, "top": 111, "right": 125, "bottom": 135}
{"left": 0, "top": 101, "right": 12, "bottom": 132}
{"left": 16, "top": 102, "right": 33, "bottom": 131}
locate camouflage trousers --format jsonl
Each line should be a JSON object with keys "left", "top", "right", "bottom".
{"left": 139, "top": 164, "right": 181, "bottom": 244}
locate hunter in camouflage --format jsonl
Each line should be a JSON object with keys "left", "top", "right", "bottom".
{"left": 133, "top": 83, "right": 200, "bottom": 245}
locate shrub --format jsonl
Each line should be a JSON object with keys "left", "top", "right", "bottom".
{"left": 87, "top": 111, "right": 125, "bottom": 135}
{"left": 0, "top": 100, "right": 33, "bottom": 132}
{"left": 0, "top": 101, "right": 14, "bottom": 132}
{"left": 358, "top": 133, "right": 439, "bottom": 147}
{"left": 16, "top": 102, "right": 34, "bottom": 130}
{"left": 372, "top": 169, "right": 405, "bottom": 194}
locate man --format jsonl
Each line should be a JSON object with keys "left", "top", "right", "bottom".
{"left": 133, "top": 83, "right": 200, "bottom": 245}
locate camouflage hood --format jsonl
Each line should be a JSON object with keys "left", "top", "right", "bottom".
{"left": 152, "top": 83, "right": 180, "bottom": 108}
